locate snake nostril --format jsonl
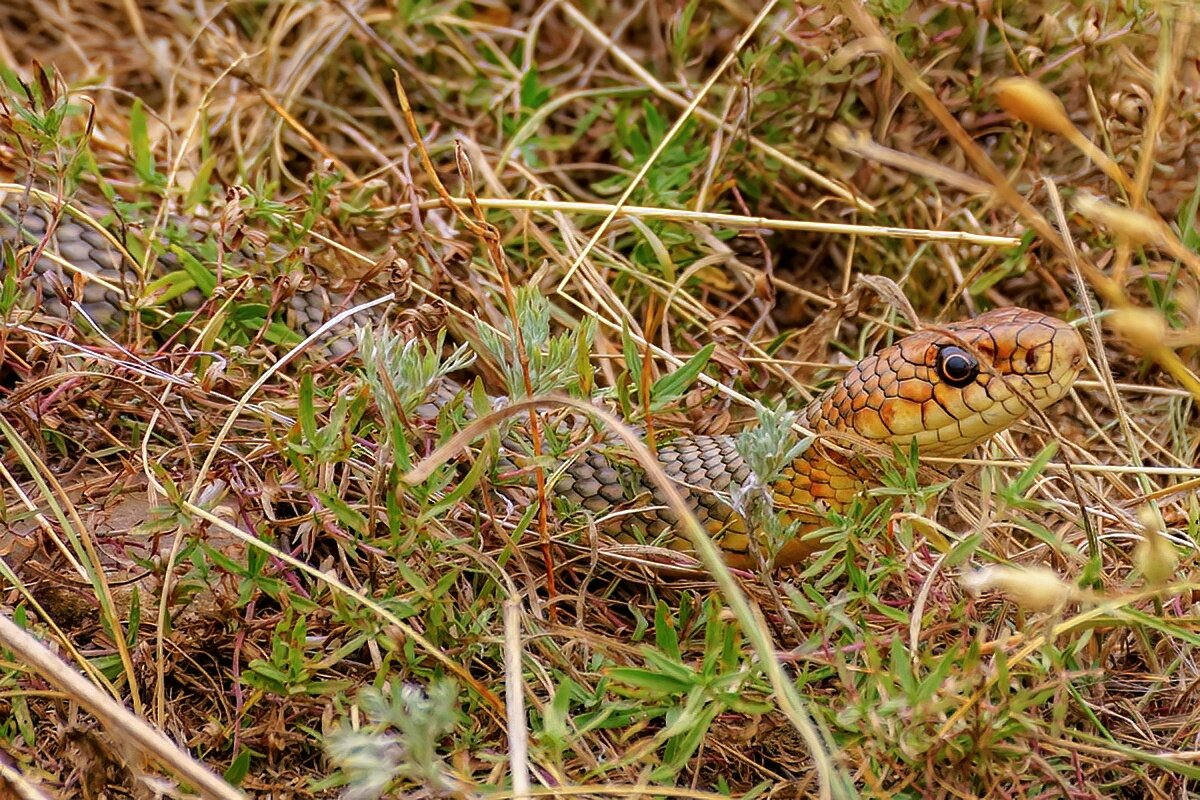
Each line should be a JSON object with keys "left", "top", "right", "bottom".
{"left": 1065, "top": 337, "right": 1087, "bottom": 370}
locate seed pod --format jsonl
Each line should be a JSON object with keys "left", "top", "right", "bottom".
{"left": 1073, "top": 193, "right": 1162, "bottom": 247}
{"left": 993, "top": 77, "right": 1076, "bottom": 137}
{"left": 1133, "top": 505, "right": 1178, "bottom": 586}
{"left": 962, "top": 565, "right": 1074, "bottom": 611}
{"left": 1109, "top": 307, "right": 1168, "bottom": 354}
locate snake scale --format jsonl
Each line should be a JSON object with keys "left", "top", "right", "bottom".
{"left": 1, "top": 194, "right": 1088, "bottom": 568}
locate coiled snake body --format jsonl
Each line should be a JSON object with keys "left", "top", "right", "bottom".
{"left": 1, "top": 195, "right": 1087, "bottom": 568}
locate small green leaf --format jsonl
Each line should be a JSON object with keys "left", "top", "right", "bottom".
{"left": 129, "top": 99, "right": 158, "bottom": 184}
{"left": 167, "top": 244, "right": 218, "bottom": 294}
{"left": 230, "top": 302, "right": 271, "bottom": 322}
{"left": 1007, "top": 441, "right": 1059, "bottom": 497}
{"left": 654, "top": 601, "right": 681, "bottom": 662}
{"left": 203, "top": 542, "right": 245, "bottom": 575}
{"left": 606, "top": 667, "right": 692, "bottom": 695}
{"left": 887, "top": 638, "right": 914, "bottom": 695}
{"left": 264, "top": 320, "right": 302, "bottom": 346}
{"left": 539, "top": 678, "right": 575, "bottom": 761}
{"left": 621, "top": 321, "right": 642, "bottom": 379}
{"left": 224, "top": 749, "right": 252, "bottom": 786}
{"left": 519, "top": 68, "right": 550, "bottom": 110}
{"left": 643, "top": 100, "right": 666, "bottom": 144}
{"left": 421, "top": 434, "right": 497, "bottom": 519}
{"left": 943, "top": 532, "right": 982, "bottom": 567}
{"left": 144, "top": 268, "right": 201, "bottom": 306}
{"left": 316, "top": 490, "right": 369, "bottom": 534}
{"left": 640, "top": 647, "right": 696, "bottom": 684}
{"left": 246, "top": 659, "right": 290, "bottom": 686}
{"left": 575, "top": 317, "right": 595, "bottom": 395}
{"left": 184, "top": 153, "right": 218, "bottom": 211}
{"left": 650, "top": 343, "right": 714, "bottom": 407}
{"left": 655, "top": 701, "right": 721, "bottom": 780}
{"left": 1177, "top": 177, "right": 1200, "bottom": 251}
{"left": 298, "top": 371, "right": 317, "bottom": 444}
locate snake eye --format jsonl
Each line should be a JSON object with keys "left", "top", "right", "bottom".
{"left": 936, "top": 345, "right": 979, "bottom": 387}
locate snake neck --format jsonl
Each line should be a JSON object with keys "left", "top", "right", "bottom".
{"left": 762, "top": 391, "right": 872, "bottom": 520}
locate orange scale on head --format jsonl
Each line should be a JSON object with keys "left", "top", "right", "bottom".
{"left": 1001, "top": 395, "right": 1026, "bottom": 416}
{"left": 1002, "top": 346, "right": 1028, "bottom": 374}
{"left": 907, "top": 337, "right": 938, "bottom": 362}
{"left": 1015, "top": 322, "right": 1052, "bottom": 351}
{"left": 972, "top": 338, "right": 998, "bottom": 365}
{"left": 898, "top": 378, "right": 932, "bottom": 403}
{"left": 852, "top": 407, "right": 891, "bottom": 440}
{"left": 917, "top": 410, "right": 951, "bottom": 443}
{"left": 1024, "top": 343, "right": 1053, "bottom": 374}
{"left": 879, "top": 396, "right": 924, "bottom": 436}
{"left": 932, "top": 381, "right": 964, "bottom": 412}
{"left": 923, "top": 394, "right": 959, "bottom": 429}
{"left": 956, "top": 410, "right": 996, "bottom": 446}
{"left": 960, "top": 383, "right": 993, "bottom": 413}
{"left": 992, "top": 334, "right": 1019, "bottom": 362}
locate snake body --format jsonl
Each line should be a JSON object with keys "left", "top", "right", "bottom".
{"left": 0, "top": 195, "right": 375, "bottom": 357}
{"left": 1, "top": 195, "right": 1087, "bottom": 568}
{"left": 554, "top": 307, "right": 1086, "bottom": 566}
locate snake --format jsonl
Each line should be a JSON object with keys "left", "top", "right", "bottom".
{"left": 1, "top": 194, "right": 1088, "bottom": 569}
{"left": 550, "top": 306, "right": 1086, "bottom": 567}
{"left": 0, "top": 193, "right": 380, "bottom": 358}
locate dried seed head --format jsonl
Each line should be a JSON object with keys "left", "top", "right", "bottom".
{"left": 1038, "top": 13, "right": 1062, "bottom": 43}
{"left": 962, "top": 565, "right": 1074, "bottom": 611}
{"left": 1073, "top": 193, "right": 1162, "bottom": 246}
{"left": 1133, "top": 506, "right": 1178, "bottom": 586}
{"left": 1109, "top": 307, "right": 1167, "bottom": 354}
{"left": 827, "top": 122, "right": 869, "bottom": 152}
{"left": 993, "top": 77, "right": 1075, "bottom": 136}
{"left": 826, "top": 37, "right": 888, "bottom": 72}
{"left": 1109, "top": 91, "right": 1146, "bottom": 123}
{"left": 1079, "top": 17, "right": 1101, "bottom": 46}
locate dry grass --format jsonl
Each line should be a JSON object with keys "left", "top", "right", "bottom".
{"left": 0, "top": 0, "right": 1198, "bottom": 798}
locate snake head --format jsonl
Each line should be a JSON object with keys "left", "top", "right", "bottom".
{"left": 813, "top": 307, "right": 1087, "bottom": 457}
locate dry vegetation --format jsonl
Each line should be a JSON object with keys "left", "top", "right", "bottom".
{"left": 0, "top": 0, "right": 1198, "bottom": 798}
